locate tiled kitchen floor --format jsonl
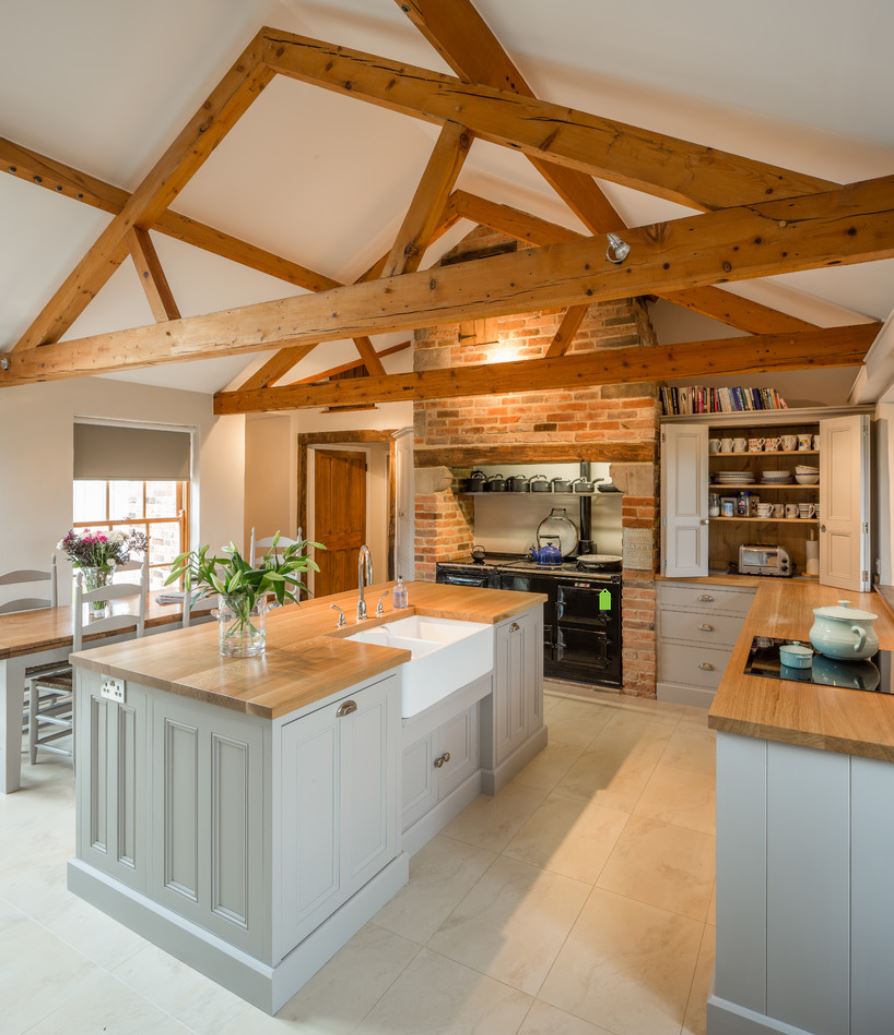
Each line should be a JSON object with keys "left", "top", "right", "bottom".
{"left": 0, "top": 688, "right": 716, "bottom": 1034}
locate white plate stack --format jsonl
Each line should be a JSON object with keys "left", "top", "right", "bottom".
{"left": 715, "top": 471, "right": 755, "bottom": 485}
{"left": 761, "top": 469, "right": 793, "bottom": 485}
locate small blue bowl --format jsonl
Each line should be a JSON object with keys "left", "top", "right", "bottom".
{"left": 779, "top": 643, "right": 813, "bottom": 669}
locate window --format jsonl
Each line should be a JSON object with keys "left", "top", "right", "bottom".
{"left": 73, "top": 480, "right": 189, "bottom": 589}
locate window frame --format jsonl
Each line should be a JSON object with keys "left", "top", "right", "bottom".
{"left": 73, "top": 479, "right": 190, "bottom": 585}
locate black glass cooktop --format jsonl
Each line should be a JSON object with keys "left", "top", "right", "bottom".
{"left": 744, "top": 637, "right": 893, "bottom": 693}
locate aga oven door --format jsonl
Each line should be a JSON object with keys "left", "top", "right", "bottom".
{"left": 556, "top": 580, "right": 620, "bottom": 631}
{"left": 550, "top": 623, "right": 621, "bottom": 687}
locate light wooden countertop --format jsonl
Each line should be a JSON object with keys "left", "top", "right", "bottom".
{"left": 70, "top": 582, "right": 547, "bottom": 720}
{"left": 708, "top": 580, "right": 894, "bottom": 761}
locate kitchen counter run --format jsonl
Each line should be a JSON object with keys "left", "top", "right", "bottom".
{"left": 70, "top": 581, "right": 547, "bottom": 719}
{"left": 708, "top": 579, "right": 894, "bottom": 760}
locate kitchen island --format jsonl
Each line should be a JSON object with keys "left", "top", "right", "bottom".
{"left": 67, "top": 581, "right": 547, "bottom": 1014}
{"left": 707, "top": 580, "right": 894, "bottom": 1035}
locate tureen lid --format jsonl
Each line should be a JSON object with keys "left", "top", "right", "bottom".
{"left": 812, "top": 599, "right": 878, "bottom": 622}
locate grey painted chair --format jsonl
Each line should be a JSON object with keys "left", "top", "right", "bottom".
{"left": 28, "top": 557, "right": 148, "bottom": 766}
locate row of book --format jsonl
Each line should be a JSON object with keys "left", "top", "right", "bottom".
{"left": 660, "top": 385, "right": 789, "bottom": 416}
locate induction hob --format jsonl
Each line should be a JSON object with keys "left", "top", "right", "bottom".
{"left": 744, "top": 637, "right": 893, "bottom": 693}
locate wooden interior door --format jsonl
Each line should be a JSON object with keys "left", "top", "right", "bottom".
{"left": 314, "top": 449, "right": 367, "bottom": 597}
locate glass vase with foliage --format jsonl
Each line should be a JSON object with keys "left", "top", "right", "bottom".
{"left": 166, "top": 534, "right": 323, "bottom": 658}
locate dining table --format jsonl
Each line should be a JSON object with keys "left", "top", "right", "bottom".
{"left": 0, "top": 597, "right": 183, "bottom": 792}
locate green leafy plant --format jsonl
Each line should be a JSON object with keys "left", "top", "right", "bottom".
{"left": 166, "top": 534, "right": 324, "bottom": 635}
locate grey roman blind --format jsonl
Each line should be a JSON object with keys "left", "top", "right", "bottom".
{"left": 73, "top": 423, "right": 191, "bottom": 481}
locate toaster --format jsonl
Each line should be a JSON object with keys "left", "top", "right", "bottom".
{"left": 738, "top": 544, "right": 792, "bottom": 578}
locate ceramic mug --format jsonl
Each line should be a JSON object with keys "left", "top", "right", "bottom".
{"left": 709, "top": 438, "right": 722, "bottom": 454}
{"left": 757, "top": 503, "right": 773, "bottom": 518}
{"left": 781, "top": 434, "right": 798, "bottom": 451}
{"left": 720, "top": 437, "right": 734, "bottom": 454}
{"left": 813, "top": 434, "right": 821, "bottom": 450}
{"left": 797, "top": 434, "right": 813, "bottom": 450}
{"left": 750, "top": 495, "right": 761, "bottom": 515}
{"left": 764, "top": 437, "right": 781, "bottom": 452}
{"left": 721, "top": 498, "right": 736, "bottom": 517}
{"left": 799, "top": 502, "right": 817, "bottom": 518}
{"left": 748, "top": 437, "right": 765, "bottom": 453}
{"left": 732, "top": 437, "right": 748, "bottom": 453}
{"left": 785, "top": 503, "right": 799, "bottom": 518}
{"left": 772, "top": 503, "right": 785, "bottom": 517}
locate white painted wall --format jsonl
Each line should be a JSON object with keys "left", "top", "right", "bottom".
{"left": 244, "top": 414, "right": 296, "bottom": 550}
{"left": 0, "top": 377, "right": 245, "bottom": 603}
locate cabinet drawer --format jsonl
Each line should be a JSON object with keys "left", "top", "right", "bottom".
{"left": 660, "top": 609, "right": 745, "bottom": 648}
{"left": 658, "top": 583, "right": 755, "bottom": 616}
{"left": 658, "top": 641, "right": 731, "bottom": 689}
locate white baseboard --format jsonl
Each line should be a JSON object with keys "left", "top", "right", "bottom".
{"left": 68, "top": 853, "right": 409, "bottom": 1015}
{"left": 402, "top": 769, "right": 482, "bottom": 857}
{"left": 481, "top": 724, "right": 549, "bottom": 795}
{"left": 657, "top": 681, "right": 714, "bottom": 708}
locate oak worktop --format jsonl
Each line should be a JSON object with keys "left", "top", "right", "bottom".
{"left": 708, "top": 580, "right": 894, "bottom": 761}
{"left": 70, "top": 581, "right": 547, "bottom": 720}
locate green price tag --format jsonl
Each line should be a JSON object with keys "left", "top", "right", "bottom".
{"left": 598, "top": 589, "right": 612, "bottom": 611}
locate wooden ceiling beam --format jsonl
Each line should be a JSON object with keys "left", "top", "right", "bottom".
{"left": 0, "top": 176, "right": 887, "bottom": 388}
{"left": 546, "top": 306, "right": 590, "bottom": 357}
{"left": 12, "top": 31, "right": 273, "bottom": 351}
{"left": 0, "top": 136, "right": 341, "bottom": 295}
{"left": 127, "top": 228, "right": 180, "bottom": 322}
{"left": 291, "top": 340, "right": 411, "bottom": 384}
{"left": 395, "top": 0, "right": 623, "bottom": 234}
{"left": 236, "top": 343, "right": 322, "bottom": 393}
{"left": 214, "top": 325, "right": 876, "bottom": 414}
{"left": 262, "top": 28, "right": 837, "bottom": 212}
{"left": 384, "top": 121, "right": 472, "bottom": 277}
{"left": 351, "top": 336, "right": 386, "bottom": 376}
{"left": 448, "top": 190, "right": 819, "bottom": 334}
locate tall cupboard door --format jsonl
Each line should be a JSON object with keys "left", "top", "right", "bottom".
{"left": 661, "top": 424, "right": 709, "bottom": 577}
{"left": 820, "top": 414, "right": 870, "bottom": 591}
{"left": 493, "top": 609, "right": 540, "bottom": 765}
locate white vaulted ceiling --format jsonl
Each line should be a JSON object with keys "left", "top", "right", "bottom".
{"left": 0, "top": 0, "right": 892, "bottom": 393}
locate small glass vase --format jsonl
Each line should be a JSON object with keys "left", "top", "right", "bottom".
{"left": 79, "top": 564, "right": 114, "bottom": 618}
{"left": 214, "top": 596, "right": 267, "bottom": 658}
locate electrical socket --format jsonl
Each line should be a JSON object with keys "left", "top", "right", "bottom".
{"left": 100, "top": 677, "right": 125, "bottom": 703}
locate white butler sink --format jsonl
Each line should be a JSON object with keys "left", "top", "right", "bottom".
{"left": 347, "top": 615, "right": 493, "bottom": 717}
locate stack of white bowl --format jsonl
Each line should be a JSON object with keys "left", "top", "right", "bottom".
{"left": 761, "top": 469, "right": 793, "bottom": 485}
{"left": 794, "top": 464, "right": 819, "bottom": 485}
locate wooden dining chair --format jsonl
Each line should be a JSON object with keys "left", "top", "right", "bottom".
{"left": 28, "top": 557, "right": 148, "bottom": 766}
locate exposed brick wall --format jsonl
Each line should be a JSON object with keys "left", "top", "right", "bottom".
{"left": 413, "top": 226, "right": 660, "bottom": 697}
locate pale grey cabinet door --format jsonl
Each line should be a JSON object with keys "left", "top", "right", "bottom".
{"left": 339, "top": 674, "right": 400, "bottom": 894}
{"left": 76, "top": 673, "right": 149, "bottom": 893}
{"left": 401, "top": 733, "right": 437, "bottom": 832}
{"left": 435, "top": 704, "right": 480, "bottom": 800}
{"left": 149, "top": 694, "right": 266, "bottom": 957}
{"left": 493, "top": 611, "right": 540, "bottom": 765}
{"left": 280, "top": 699, "right": 342, "bottom": 953}
{"left": 819, "top": 413, "right": 870, "bottom": 591}
{"left": 661, "top": 423, "right": 709, "bottom": 577}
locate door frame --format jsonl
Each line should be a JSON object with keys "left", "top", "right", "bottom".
{"left": 298, "top": 431, "right": 397, "bottom": 592}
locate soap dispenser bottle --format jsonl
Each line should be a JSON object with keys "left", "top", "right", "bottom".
{"left": 393, "top": 575, "right": 409, "bottom": 609}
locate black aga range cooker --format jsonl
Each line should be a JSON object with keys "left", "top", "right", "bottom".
{"left": 436, "top": 556, "right": 622, "bottom": 688}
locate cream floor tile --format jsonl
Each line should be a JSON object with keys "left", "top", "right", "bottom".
{"left": 512, "top": 740, "right": 586, "bottom": 792}
{"left": 682, "top": 924, "right": 716, "bottom": 1035}
{"left": 677, "top": 705, "right": 712, "bottom": 726}
{"left": 22, "top": 966, "right": 192, "bottom": 1034}
{"left": 634, "top": 762, "right": 716, "bottom": 835}
{"left": 596, "top": 815, "right": 715, "bottom": 921}
{"left": 551, "top": 724, "right": 669, "bottom": 813}
{"left": 442, "top": 779, "right": 550, "bottom": 854}
{"left": 357, "top": 947, "right": 531, "bottom": 1034}
{"left": 0, "top": 901, "right": 100, "bottom": 1034}
{"left": 504, "top": 794, "right": 629, "bottom": 884}
{"left": 519, "top": 1000, "right": 613, "bottom": 1035}
{"left": 545, "top": 707, "right": 614, "bottom": 750}
{"left": 220, "top": 922, "right": 420, "bottom": 1034}
{"left": 539, "top": 889, "right": 703, "bottom": 1035}
{"left": 660, "top": 724, "right": 717, "bottom": 775}
{"left": 428, "top": 855, "right": 590, "bottom": 995}
{"left": 374, "top": 835, "right": 496, "bottom": 944}
{"left": 40, "top": 889, "right": 150, "bottom": 970}
{"left": 112, "top": 942, "right": 247, "bottom": 1035}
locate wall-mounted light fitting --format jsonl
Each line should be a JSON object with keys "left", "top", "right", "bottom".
{"left": 605, "top": 232, "right": 631, "bottom": 264}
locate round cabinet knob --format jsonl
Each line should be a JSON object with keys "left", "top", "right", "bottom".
{"left": 510, "top": 622, "right": 520, "bottom": 632}
{"left": 698, "top": 661, "right": 715, "bottom": 671}
{"left": 820, "top": 524, "right": 827, "bottom": 533}
{"left": 433, "top": 752, "right": 452, "bottom": 769}
{"left": 700, "top": 518, "right": 710, "bottom": 526}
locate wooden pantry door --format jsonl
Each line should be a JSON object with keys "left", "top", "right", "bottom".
{"left": 314, "top": 449, "right": 367, "bottom": 597}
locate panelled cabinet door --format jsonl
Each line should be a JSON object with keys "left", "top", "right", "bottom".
{"left": 401, "top": 734, "right": 438, "bottom": 832}
{"left": 820, "top": 414, "right": 870, "bottom": 591}
{"left": 339, "top": 676, "right": 399, "bottom": 895}
{"left": 494, "top": 612, "right": 538, "bottom": 764}
{"left": 661, "top": 423, "right": 709, "bottom": 578}
{"left": 434, "top": 705, "right": 480, "bottom": 799}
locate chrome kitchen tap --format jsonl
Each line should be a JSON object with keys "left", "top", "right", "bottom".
{"left": 356, "top": 545, "right": 373, "bottom": 622}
